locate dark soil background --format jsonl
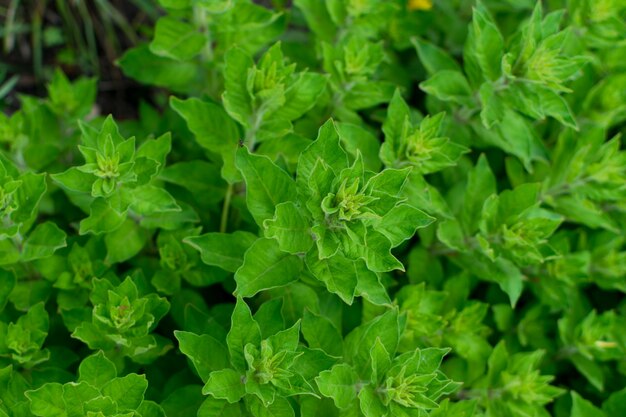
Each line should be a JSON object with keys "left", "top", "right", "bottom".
{"left": 1, "top": 0, "right": 165, "bottom": 118}
{"left": 0, "top": 0, "right": 281, "bottom": 118}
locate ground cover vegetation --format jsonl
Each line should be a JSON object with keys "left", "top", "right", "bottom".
{"left": 0, "top": 0, "right": 625, "bottom": 416}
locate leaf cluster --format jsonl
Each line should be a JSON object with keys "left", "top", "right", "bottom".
{"left": 1, "top": 1, "right": 626, "bottom": 417}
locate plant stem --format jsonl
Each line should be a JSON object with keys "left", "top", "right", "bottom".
{"left": 244, "top": 110, "right": 264, "bottom": 150}
{"left": 220, "top": 183, "right": 234, "bottom": 233}
{"left": 220, "top": 113, "right": 261, "bottom": 234}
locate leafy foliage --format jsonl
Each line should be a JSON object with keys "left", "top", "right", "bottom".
{"left": 1, "top": 0, "right": 625, "bottom": 417}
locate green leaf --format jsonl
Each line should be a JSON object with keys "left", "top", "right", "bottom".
{"left": 437, "top": 218, "right": 465, "bottom": 251}
{"left": 465, "top": 2, "right": 504, "bottom": 82}
{"left": 47, "top": 69, "right": 97, "bottom": 118}
{"left": 297, "top": 120, "right": 348, "bottom": 193}
{"left": 462, "top": 154, "right": 496, "bottom": 234}
{"left": 123, "top": 185, "right": 180, "bottom": 215}
{"left": 603, "top": 387, "right": 626, "bottom": 416}
{"left": 170, "top": 97, "right": 241, "bottom": 182}
{"left": 185, "top": 231, "right": 257, "bottom": 272}
{"left": 377, "top": 204, "right": 434, "bottom": 247}
{"left": 160, "top": 160, "right": 226, "bottom": 205}
{"left": 506, "top": 84, "right": 578, "bottom": 129}
{"left": 175, "top": 331, "right": 229, "bottom": 382}
{"left": 533, "top": 86, "right": 578, "bottom": 129}
{"left": 84, "top": 396, "right": 117, "bottom": 415}
{"left": 161, "top": 386, "right": 205, "bottom": 417}
{"left": 249, "top": 396, "right": 295, "bottom": 417}
{"left": 234, "top": 238, "right": 303, "bottom": 298}
{"left": 263, "top": 201, "right": 314, "bottom": 254}
{"left": 235, "top": 147, "right": 297, "bottom": 226}
{"left": 420, "top": 70, "right": 473, "bottom": 106}
{"left": 62, "top": 382, "right": 100, "bottom": 417}
{"left": 364, "top": 230, "right": 404, "bottom": 273}
{"left": 336, "top": 122, "right": 382, "bottom": 172}
{"left": 254, "top": 299, "right": 285, "bottom": 339}
{"left": 354, "top": 265, "right": 390, "bottom": 306}
{"left": 21, "top": 222, "right": 67, "bottom": 262}
{"left": 430, "top": 399, "right": 478, "bottom": 417}
{"left": 197, "top": 397, "right": 243, "bottom": 417}
{"left": 79, "top": 198, "right": 126, "bottom": 235}
{"left": 101, "top": 374, "right": 148, "bottom": 410}
{"left": 13, "top": 172, "right": 47, "bottom": 227}
{"left": 227, "top": 298, "right": 262, "bottom": 371}
{"left": 344, "top": 309, "right": 400, "bottom": 375}
{"left": 571, "top": 392, "right": 606, "bottom": 417}
{"left": 137, "top": 133, "right": 172, "bottom": 175}
{"left": 315, "top": 364, "right": 358, "bottom": 409}
{"left": 300, "top": 398, "right": 341, "bottom": 417}
{"left": 358, "top": 385, "right": 387, "bottom": 417}
{"left": 215, "top": 3, "right": 285, "bottom": 56}
{"left": 78, "top": 351, "right": 117, "bottom": 389}
{"left": 302, "top": 310, "right": 342, "bottom": 356}
{"left": 203, "top": 369, "right": 245, "bottom": 403}
{"left": 343, "top": 81, "right": 394, "bottom": 111}
{"left": 493, "top": 109, "right": 547, "bottom": 170}
{"left": 570, "top": 353, "right": 604, "bottom": 391}
{"left": 0, "top": 269, "right": 15, "bottom": 311}
{"left": 118, "top": 44, "right": 199, "bottom": 92}
{"left": 0, "top": 241, "right": 19, "bottom": 266}
{"left": 223, "top": 48, "right": 254, "bottom": 127}
{"left": 369, "top": 338, "right": 391, "bottom": 383}
{"left": 158, "top": 0, "right": 191, "bottom": 10}
{"left": 104, "top": 219, "right": 149, "bottom": 264}
{"left": 380, "top": 90, "right": 410, "bottom": 167}
{"left": 51, "top": 167, "right": 95, "bottom": 193}
{"left": 455, "top": 253, "right": 525, "bottom": 307}
{"left": 479, "top": 82, "right": 505, "bottom": 128}
{"left": 26, "top": 383, "right": 66, "bottom": 417}
{"left": 149, "top": 17, "right": 206, "bottom": 61}
{"left": 305, "top": 250, "right": 357, "bottom": 304}
{"left": 277, "top": 73, "right": 328, "bottom": 122}
{"left": 195, "top": 0, "right": 233, "bottom": 13}
{"left": 413, "top": 37, "right": 462, "bottom": 75}
{"left": 293, "top": 0, "right": 337, "bottom": 41}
